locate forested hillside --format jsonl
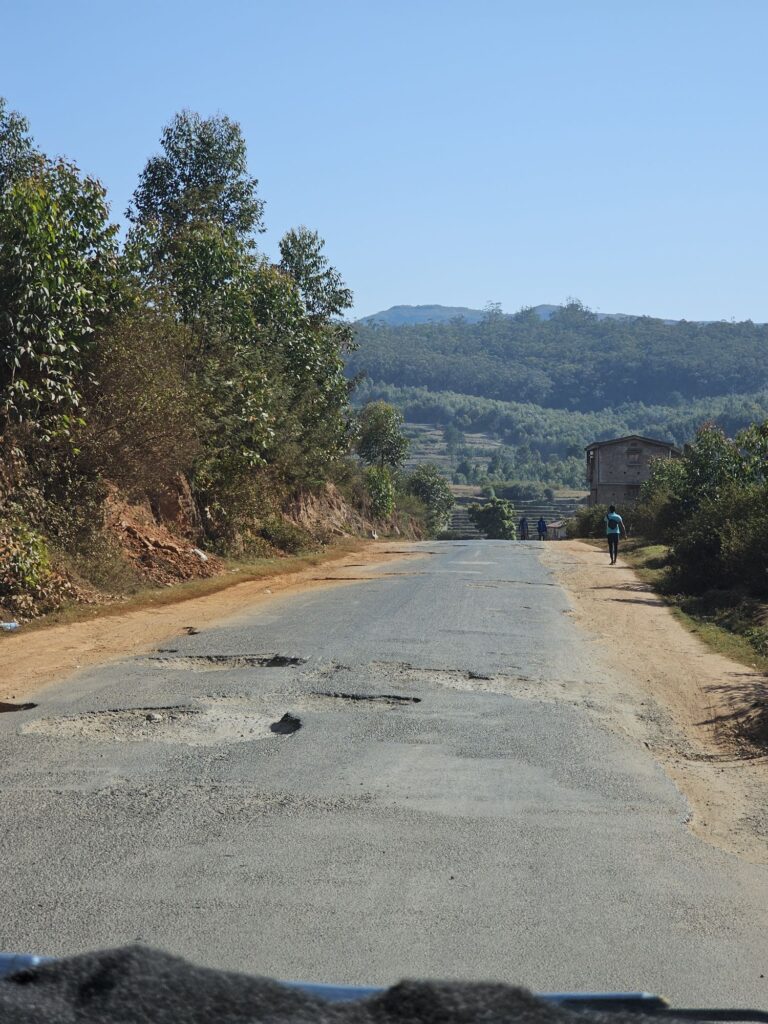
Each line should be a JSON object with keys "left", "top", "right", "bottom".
{"left": 349, "top": 302, "right": 768, "bottom": 486}
{"left": 351, "top": 302, "right": 768, "bottom": 410}
{"left": 355, "top": 381, "right": 768, "bottom": 456}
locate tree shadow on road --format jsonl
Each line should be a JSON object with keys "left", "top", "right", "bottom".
{"left": 702, "top": 674, "right": 768, "bottom": 754}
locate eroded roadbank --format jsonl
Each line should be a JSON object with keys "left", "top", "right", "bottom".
{"left": 541, "top": 540, "right": 768, "bottom": 863}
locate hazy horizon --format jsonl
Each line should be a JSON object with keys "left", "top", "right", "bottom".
{"left": 356, "top": 300, "right": 760, "bottom": 324}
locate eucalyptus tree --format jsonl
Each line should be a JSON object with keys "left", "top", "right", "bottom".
{"left": 0, "top": 158, "right": 119, "bottom": 440}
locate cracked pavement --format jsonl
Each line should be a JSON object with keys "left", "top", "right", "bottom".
{"left": 0, "top": 541, "right": 766, "bottom": 1004}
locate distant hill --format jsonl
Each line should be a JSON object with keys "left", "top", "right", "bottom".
{"left": 357, "top": 303, "right": 687, "bottom": 326}
{"left": 349, "top": 301, "right": 768, "bottom": 488}
{"left": 358, "top": 304, "right": 487, "bottom": 326}
{"left": 349, "top": 302, "right": 768, "bottom": 411}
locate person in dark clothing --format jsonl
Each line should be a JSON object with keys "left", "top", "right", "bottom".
{"left": 519, "top": 516, "right": 529, "bottom": 540}
{"left": 605, "top": 504, "right": 626, "bottom": 564}
{"left": 537, "top": 517, "right": 547, "bottom": 540}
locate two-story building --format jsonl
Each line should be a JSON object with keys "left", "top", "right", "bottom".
{"left": 585, "top": 434, "right": 680, "bottom": 506}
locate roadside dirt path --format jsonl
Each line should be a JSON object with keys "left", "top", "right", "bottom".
{"left": 0, "top": 542, "right": 423, "bottom": 706}
{"left": 541, "top": 540, "right": 768, "bottom": 863}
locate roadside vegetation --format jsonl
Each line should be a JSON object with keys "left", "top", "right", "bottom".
{"left": 0, "top": 100, "right": 447, "bottom": 621}
{"left": 568, "top": 422, "right": 768, "bottom": 731}
{"left": 468, "top": 497, "right": 517, "bottom": 540}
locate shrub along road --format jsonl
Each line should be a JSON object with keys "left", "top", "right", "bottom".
{"left": 0, "top": 542, "right": 765, "bottom": 1005}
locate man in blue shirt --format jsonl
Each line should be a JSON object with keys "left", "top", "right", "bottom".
{"left": 605, "top": 505, "right": 626, "bottom": 564}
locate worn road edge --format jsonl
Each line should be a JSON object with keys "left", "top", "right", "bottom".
{"left": 0, "top": 542, "right": 427, "bottom": 704}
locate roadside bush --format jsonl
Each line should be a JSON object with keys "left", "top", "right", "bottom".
{"left": 0, "top": 516, "right": 66, "bottom": 616}
{"left": 468, "top": 497, "right": 516, "bottom": 539}
{"left": 192, "top": 461, "right": 275, "bottom": 552}
{"left": 330, "top": 458, "right": 369, "bottom": 517}
{"left": 405, "top": 463, "right": 454, "bottom": 536}
{"left": 259, "top": 516, "right": 313, "bottom": 555}
{"left": 670, "top": 482, "right": 768, "bottom": 595}
{"left": 633, "top": 423, "right": 768, "bottom": 596}
{"left": 567, "top": 504, "right": 608, "bottom": 538}
{"left": 497, "top": 481, "right": 548, "bottom": 502}
{"left": 715, "top": 487, "right": 768, "bottom": 594}
{"left": 567, "top": 503, "right": 637, "bottom": 539}
{"left": 365, "top": 466, "right": 394, "bottom": 520}
{"left": 80, "top": 307, "right": 200, "bottom": 497}
{"left": 394, "top": 488, "right": 428, "bottom": 524}
{"left": 634, "top": 456, "right": 688, "bottom": 543}
{"left": 19, "top": 443, "right": 109, "bottom": 555}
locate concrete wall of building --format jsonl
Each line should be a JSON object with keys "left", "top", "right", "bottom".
{"left": 590, "top": 483, "right": 640, "bottom": 506}
{"left": 586, "top": 439, "right": 675, "bottom": 506}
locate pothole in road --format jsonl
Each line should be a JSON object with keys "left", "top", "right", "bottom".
{"left": 20, "top": 687, "right": 414, "bottom": 744}
{"left": 270, "top": 713, "right": 302, "bottom": 735}
{"left": 0, "top": 700, "right": 37, "bottom": 713}
{"left": 190, "top": 691, "right": 422, "bottom": 716}
{"left": 317, "top": 691, "right": 421, "bottom": 706}
{"left": 22, "top": 703, "right": 281, "bottom": 745}
{"left": 365, "top": 661, "right": 544, "bottom": 695}
{"left": 145, "top": 654, "right": 307, "bottom": 671}
{"left": 20, "top": 672, "right": 426, "bottom": 747}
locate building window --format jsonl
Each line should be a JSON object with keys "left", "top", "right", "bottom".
{"left": 626, "top": 449, "right": 641, "bottom": 465}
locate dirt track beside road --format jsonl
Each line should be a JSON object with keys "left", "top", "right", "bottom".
{"left": 542, "top": 540, "right": 768, "bottom": 863}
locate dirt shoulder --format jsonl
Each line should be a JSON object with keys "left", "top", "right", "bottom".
{"left": 541, "top": 540, "right": 768, "bottom": 863}
{"left": 0, "top": 541, "right": 424, "bottom": 705}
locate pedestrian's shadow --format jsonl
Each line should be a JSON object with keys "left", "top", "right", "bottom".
{"left": 590, "top": 581, "right": 667, "bottom": 607}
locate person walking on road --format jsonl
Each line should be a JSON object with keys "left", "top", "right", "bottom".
{"left": 605, "top": 504, "right": 627, "bottom": 564}
{"left": 519, "top": 516, "right": 529, "bottom": 540}
{"left": 537, "top": 517, "right": 548, "bottom": 541}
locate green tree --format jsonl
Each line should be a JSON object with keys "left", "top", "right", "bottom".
{"left": 442, "top": 422, "right": 465, "bottom": 461}
{"left": 0, "top": 97, "right": 39, "bottom": 193}
{"left": 127, "top": 113, "right": 282, "bottom": 470}
{"left": 126, "top": 110, "right": 266, "bottom": 346}
{"left": 468, "top": 497, "right": 517, "bottom": 539}
{"left": 365, "top": 465, "right": 394, "bottom": 520}
{"left": 357, "top": 401, "right": 409, "bottom": 470}
{"left": 274, "top": 228, "right": 356, "bottom": 477}
{"left": 127, "top": 109, "right": 264, "bottom": 239}
{"left": 406, "top": 463, "right": 454, "bottom": 535}
{"left": 279, "top": 227, "right": 353, "bottom": 325}
{"left": 127, "top": 109, "right": 356, "bottom": 540}
{"left": 634, "top": 422, "right": 768, "bottom": 593}
{"left": 0, "top": 159, "right": 119, "bottom": 439}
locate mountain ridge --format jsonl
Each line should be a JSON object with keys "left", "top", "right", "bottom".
{"left": 357, "top": 303, "right": 705, "bottom": 326}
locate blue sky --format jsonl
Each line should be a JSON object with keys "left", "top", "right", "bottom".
{"left": 4, "top": 0, "right": 768, "bottom": 320}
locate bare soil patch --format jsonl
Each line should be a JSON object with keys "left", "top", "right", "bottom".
{"left": 0, "top": 542, "right": 422, "bottom": 705}
{"left": 541, "top": 540, "right": 768, "bottom": 863}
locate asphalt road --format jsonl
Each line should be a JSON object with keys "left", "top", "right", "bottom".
{"left": 1, "top": 541, "right": 766, "bottom": 1004}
